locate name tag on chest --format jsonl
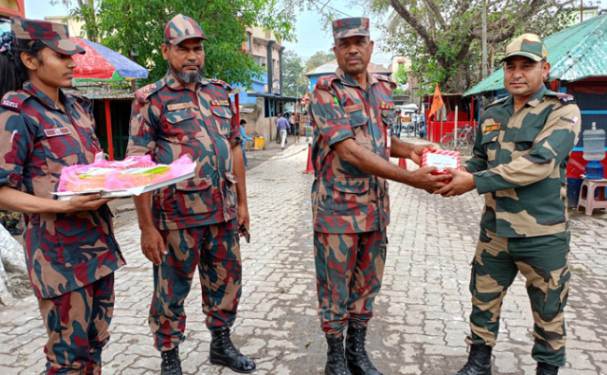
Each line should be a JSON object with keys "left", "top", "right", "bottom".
{"left": 211, "top": 99, "right": 230, "bottom": 107}
{"left": 167, "top": 102, "right": 196, "bottom": 111}
{"left": 44, "top": 127, "right": 71, "bottom": 137}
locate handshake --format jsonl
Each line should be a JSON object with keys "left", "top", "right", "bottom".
{"left": 402, "top": 145, "right": 476, "bottom": 197}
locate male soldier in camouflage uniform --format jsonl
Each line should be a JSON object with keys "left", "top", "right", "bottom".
{"left": 311, "top": 17, "right": 449, "bottom": 375}
{"left": 127, "top": 14, "right": 255, "bottom": 375}
{"left": 0, "top": 18, "right": 125, "bottom": 374}
{"left": 437, "top": 34, "right": 581, "bottom": 375}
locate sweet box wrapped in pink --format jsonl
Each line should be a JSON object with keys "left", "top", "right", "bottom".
{"left": 56, "top": 153, "right": 196, "bottom": 197}
{"left": 421, "top": 149, "right": 461, "bottom": 174}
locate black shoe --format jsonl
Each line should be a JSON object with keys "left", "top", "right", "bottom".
{"left": 345, "top": 325, "right": 382, "bottom": 375}
{"left": 454, "top": 344, "right": 492, "bottom": 375}
{"left": 160, "top": 347, "right": 182, "bottom": 375}
{"left": 537, "top": 362, "right": 559, "bottom": 375}
{"left": 209, "top": 327, "right": 256, "bottom": 373}
{"left": 325, "top": 334, "right": 352, "bottom": 375}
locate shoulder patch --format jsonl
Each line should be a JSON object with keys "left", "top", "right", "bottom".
{"left": 1, "top": 91, "right": 31, "bottom": 112}
{"left": 209, "top": 79, "right": 232, "bottom": 92}
{"left": 375, "top": 74, "right": 396, "bottom": 89}
{"left": 485, "top": 96, "right": 508, "bottom": 110}
{"left": 545, "top": 90, "right": 575, "bottom": 105}
{"left": 315, "top": 74, "right": 339, "bottom": 91}
{"left": 135, "top": 81, "right": 164, "bottom": 103}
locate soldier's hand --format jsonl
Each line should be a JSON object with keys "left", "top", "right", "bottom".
{"left": 140, "top": 225, "right": 166, "bottom": 265}
{"left": 435, "top": 168, "right": 475, "bottom": 197}
{"left": 63, "top": 194, "right": 111, "bottom": 213}
{"left": 238, "top": 203, "right": 250, "bottom": 233}
{"left": 408, "top": 144, "right": 434, "bottom": 165}
{"left": 406, "top": 166, "right": 451, "bottom": 193}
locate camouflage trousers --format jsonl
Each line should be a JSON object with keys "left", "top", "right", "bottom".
{"left": 314, "top": 230, "right": 387, "bottom": 337}
{"left": 38, "top": 273, "right": 115, "bottom": 375}
{"left": 150, "top": 219, "right": 242, "bottom": 351}
{"left": 468, "top": 229, "right": 570, "bottom": 366}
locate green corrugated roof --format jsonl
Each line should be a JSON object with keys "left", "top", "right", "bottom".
{"left": 464, "top": 15, "right": 607, "bottom": 96}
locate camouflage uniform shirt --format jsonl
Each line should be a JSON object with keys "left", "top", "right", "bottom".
{"left": 127, "top": 71, "right": 240, "bottom": 230}
{"left": 466, "top": 86, "right": 581, "bottom": 238}
{"left": 311, "top": 69, "right": 396, "bottom": 234}
{"left": 0, "top": 82, "right": 125, "bottom": 299}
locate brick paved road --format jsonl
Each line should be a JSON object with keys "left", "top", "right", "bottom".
{"left": 0, "top": 142, "right": 605, "bottom": 374}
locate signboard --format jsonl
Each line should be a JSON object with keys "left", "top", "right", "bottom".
{"left": 0, "top": 0, "right": 24, "bottom": 18}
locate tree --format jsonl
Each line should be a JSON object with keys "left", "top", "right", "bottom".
{"left": 53, "top": 0, "right": 100, "bottom": 41}
{"left": 282, "top": 50, "right": 308, "bottom": 97}
{"left": 393, "top": 63, "right": 408, "bottom": 95}
{"left": 305, "top": 50, "right": 335, "bottom": 73}
{"left": 62, "top": 0, "right": 296, "bottom": 85}
{"left": 371, "top": 0, "right": 577, "bottom": 92}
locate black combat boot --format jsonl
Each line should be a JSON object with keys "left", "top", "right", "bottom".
{"left": 325, "top": 334, "right": 352, "bottom": 375}
{"left": 536, "top": 362, "right": 559, "bottom": 375}
{"left": 454, "top": 344, "right": 492, "bottom": 375}
{"left": 345, "top": 325, "right": 382, "bottom": 375}
{"left": 160, "top": 347, "right": 182, "bottom": 375}
{"left": 209, "top": 327, "right": 256, "bottom": 373}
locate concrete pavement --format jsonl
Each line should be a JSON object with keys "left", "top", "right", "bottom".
{"left": 0, "top": 142, "right": 605, "bottom": 374}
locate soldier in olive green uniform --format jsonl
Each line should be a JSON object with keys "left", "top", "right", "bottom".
{"left": 438, "top": 34, "right": 580, "bottom": 375}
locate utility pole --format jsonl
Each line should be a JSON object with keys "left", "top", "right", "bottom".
{"left": 481, "top": 0, "right": 488, "bottom": 79}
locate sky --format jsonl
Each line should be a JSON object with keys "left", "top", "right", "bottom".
{"left": 281, "top": 0, "right": 392, "bottom": 65}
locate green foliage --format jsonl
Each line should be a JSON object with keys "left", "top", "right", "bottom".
{"left": 394, "top": 64, "right": 408, "bottom": 85}
{"left": 67, "top": 0, "right": 296, "bottom": 85}
{"left": 373, "top": 0, "right": 576, "bottom": 92}
{"left": 282, "top": 50, "right": 308, "bottom": 97}
{"left": 54, "top": 0, "right": 100, "bottom": 41}
{"left": 304, "top": 50, "right": 335, "bottom": 73}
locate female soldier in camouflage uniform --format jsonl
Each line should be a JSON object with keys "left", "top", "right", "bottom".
{"left": 0, "top": 18, "right": 125, "bottom": 374}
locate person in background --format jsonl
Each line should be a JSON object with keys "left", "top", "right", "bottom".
{"left": 292, "top": 112, "right": 301, "bottom": 143}
{"left": 277, "top": 112, "right": 291, "bottom": 149}
{"left": 240, "top": 119, "right": 253, "bottom": 167}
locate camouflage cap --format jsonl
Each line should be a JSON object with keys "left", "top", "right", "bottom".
{"left": 164, "top": 14, "right": 207, "bottom": 45}
{"left": 11, "top": 17, "right": 84, "bottom": 56}
{"left": 332, "top": 17, "right": 370, "bottom": 40}
{"left": 502, "top": 33, "right": 548, "bottom": 62}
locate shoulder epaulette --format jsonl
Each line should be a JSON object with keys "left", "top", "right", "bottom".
{"left": 375, "top": 74, "right": 397, "bottom": 89}
{"left": 209, "top": 79, "right": 232, "bottom": 92}
{"left": 484, "top": 96, "right": 508, "bottom": 110}
{"left": 134, "top": 80, "right": 165, "bottom": 103}
{"left": 315, "top": 74, "right": 339, "bottom": 91}
{"left": 545, "top": 90, "right": 575, "bottom": 105}
{"left": 0, "top": 91, "right": 31, "bottom": 112}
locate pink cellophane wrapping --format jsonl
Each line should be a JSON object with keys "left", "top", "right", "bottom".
{"left": 58, "top": 153, "right": 195, "bottom": 193}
